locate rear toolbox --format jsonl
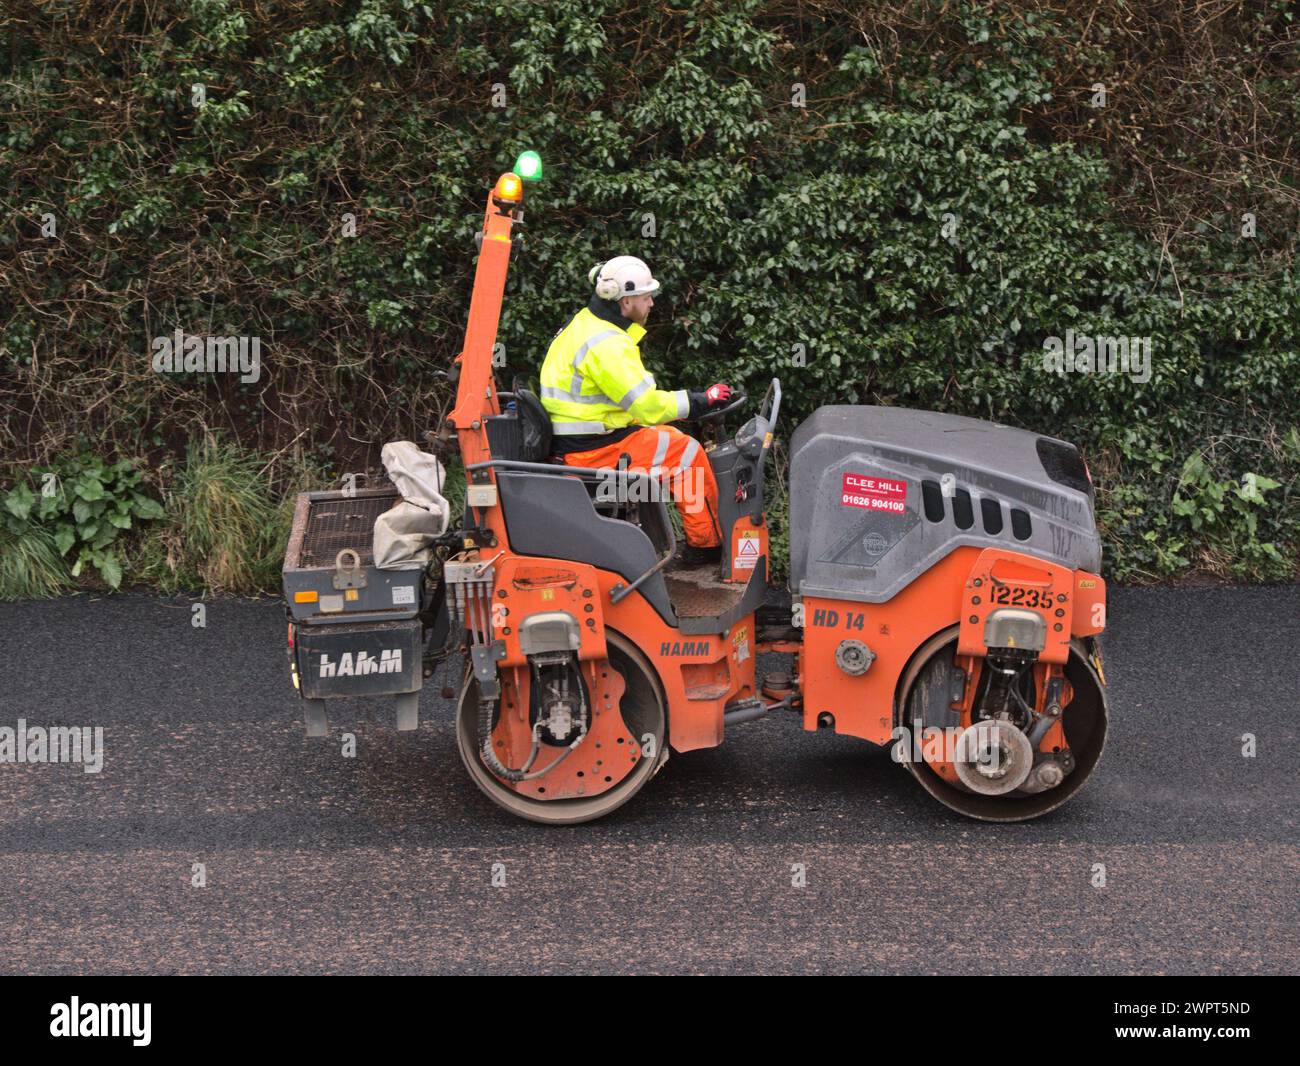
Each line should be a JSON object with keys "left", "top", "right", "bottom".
{"left": 283, "top": 487, "right": 427, "bottom": 622}
{"left": 282, "top": 486, "right": 428, "bottom": 734}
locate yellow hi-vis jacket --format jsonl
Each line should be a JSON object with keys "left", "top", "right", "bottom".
{"left": 540, "top": 306, "right": 689, "bottom": 437}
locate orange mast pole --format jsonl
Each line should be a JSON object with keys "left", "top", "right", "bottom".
{"left": 449, "top": 175, "right": 522, "bottom": 547}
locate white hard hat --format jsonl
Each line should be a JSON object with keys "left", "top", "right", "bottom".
{"left": 589, "top": 256, "right": 660, "bottom": 299}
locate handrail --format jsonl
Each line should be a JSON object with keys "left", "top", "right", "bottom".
{"left": 608, "top": 519, "right": 676, "bottom": 605}
{"left": 758, "top": 377, "right": 782, "bottom": 467}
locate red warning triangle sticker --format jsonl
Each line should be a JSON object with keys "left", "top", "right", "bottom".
{"left": 738, "top": 538, "right": 759, "bottom": 555}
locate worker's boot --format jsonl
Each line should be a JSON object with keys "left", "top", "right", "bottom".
{"left": 675, "top": 543, "right": 722, "bottom": 568}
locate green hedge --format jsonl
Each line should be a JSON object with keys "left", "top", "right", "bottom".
{"left": 2, "top": 0, "right": 1296, "bottom": 589}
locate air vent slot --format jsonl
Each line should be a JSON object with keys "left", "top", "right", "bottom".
{"left": 952, "top": 488, "right": 974, "bottom": 530}
{"left": 921, "top": 479, "right": 945, "bottom": 522}
{"left": 980, "top": 497, "right": 1003, "bottom": 535}
{"left": 1010, "top": 507, "right": 1033, "bottom": 540}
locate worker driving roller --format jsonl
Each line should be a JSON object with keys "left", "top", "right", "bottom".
{"left": 539, "top": 255, "right": 734, "bottom": 566}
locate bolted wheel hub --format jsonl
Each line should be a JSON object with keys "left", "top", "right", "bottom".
{"left": 954, "top": 719, "right": 1034, "bottom": 795}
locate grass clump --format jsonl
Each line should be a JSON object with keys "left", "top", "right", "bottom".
{"left": 136, "top": 435, "right": 324, "bottom": 596}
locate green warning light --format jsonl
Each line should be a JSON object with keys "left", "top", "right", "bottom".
{"left": 514, "top": 150, "right": 543, "bottom": 182}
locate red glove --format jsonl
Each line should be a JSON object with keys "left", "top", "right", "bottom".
{"left": 705, "top": 383, "right": 733, "bottom": 407}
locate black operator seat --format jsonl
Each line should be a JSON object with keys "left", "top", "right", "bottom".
{"left": 513, "top": 387, "right": 554, "bottom": 463}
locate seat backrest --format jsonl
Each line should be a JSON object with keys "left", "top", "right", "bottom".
{"left": 496, "top": 470, "right": 675, "bottom": 626}
{"left": 515, "top": 387, "right": 553, "bottom": 462}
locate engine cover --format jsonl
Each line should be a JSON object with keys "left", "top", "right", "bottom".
{"left": 789, "top": 406, "right": 1100, "bottom": 604}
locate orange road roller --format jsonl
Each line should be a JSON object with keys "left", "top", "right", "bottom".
{"left": 282, "top": 156, "right": 1108, "bottom": 823}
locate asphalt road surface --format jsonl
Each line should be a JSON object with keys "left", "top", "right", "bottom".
{"left": 0, "top": 585, "right": 1295, "bottom": 975}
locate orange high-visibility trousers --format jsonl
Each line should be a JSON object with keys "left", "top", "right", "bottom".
{"left": 562, "top": 425, "right": 722, "bottom": 548}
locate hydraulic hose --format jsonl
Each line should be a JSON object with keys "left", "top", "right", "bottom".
{"left": 479, "top": 697, "right": 525, "bottom": 781}
{"left": 479, "top": 699, "right": 583, "bottom": 783}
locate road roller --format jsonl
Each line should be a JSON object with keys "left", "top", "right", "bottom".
{"left": 281, "top": 155, "right": 1109, "bottom": 823}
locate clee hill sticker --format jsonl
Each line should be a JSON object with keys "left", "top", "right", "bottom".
{"left": 841, "top": 473, "right": 907, "bottom": 514}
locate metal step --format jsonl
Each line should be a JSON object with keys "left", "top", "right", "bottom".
{"left": 663, "top": 564, "right": 747, "bottom": 619}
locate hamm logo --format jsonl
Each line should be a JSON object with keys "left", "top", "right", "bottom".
{"left": 659, "top": 641, "right": 711, "bottom": 657}
{"left": 319, "top": 649, "right": 402, "bottom": 677}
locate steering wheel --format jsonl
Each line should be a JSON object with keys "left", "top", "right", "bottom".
{"left": 687, "top": 391, "right": 748, "bottom": 426}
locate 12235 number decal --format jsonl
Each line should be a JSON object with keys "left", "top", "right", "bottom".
{"left": 989, "top": 585, "right": 1055, "bottom": 609}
